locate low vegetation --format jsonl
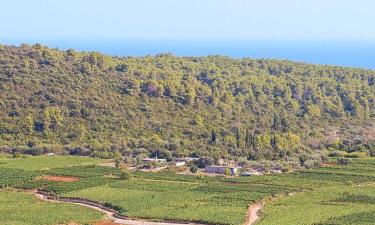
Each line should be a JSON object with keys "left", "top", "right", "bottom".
{"left": 0, "top": 190, "right": 102, "bottom": 225}
{"left": 0, "top": 155, "right": 374, "bottom": 225}
{"left": 0, "top": 155, "right": 104, "bottom": 171}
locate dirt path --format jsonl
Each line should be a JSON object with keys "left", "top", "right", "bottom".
{"left": 245, "top": 203, "right": 263, "bottom": 225}
{"left": 31, "top": 190, "right": 206, "bottom": 225}
{"left": 244, "top": 192, "right": 298, "bottom": 225}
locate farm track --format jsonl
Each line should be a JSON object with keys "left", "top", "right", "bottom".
{"left": 30, "top": 189, "right": 209, "bottom": 225}
{"left": 245, "top": 203, "right": 263, "bottom": 225}
{"left": 30, "top": 189, "right": 269, "bottom": 225}
{"left": 245, "top": 192, "right": 297, "bottom": 225}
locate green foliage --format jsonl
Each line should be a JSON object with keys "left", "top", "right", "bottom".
{"left": 0, "top": 155, "right": 104, "bottom": 171}
{"left": 1, "top": 156, "right": 375, "bottom": 225}
{"left": 224, "top": 167, "right": 231, "bottom": 176}
{"left": 0, "top": 45, "right": 374, "bottom": 160}
{"left": 119, "top": 167, "right": 132, "bottom": 180}
{"left": 0, "top": 168, "right": 38, "bottom": 188}
{"left": 189, "top": 164, "right": 198, "bottom": 173}
{"left": 0, "top": 190, "right": 102, "bottom": 225}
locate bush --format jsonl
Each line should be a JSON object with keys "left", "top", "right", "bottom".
{"left": 12, "top": 152, "right": 21, "bottom": 158}
{"left": 337, "top": 158, "right": 351, "bottom": 165}
{"left": 189, "top": 164, "right": 198, "bottom": 174}
{"left": 224, "top": 167, "right": 231, "bottom": 176}
{"left": 368, "top": 149, "right": 375, "bottom": 157}
{"left": 281, "top": 164, "right": 292, "bottom": 173}
{"left": 119, "top": 168, "right": 132, "bottom": 180}
{"left": 329, "top": 150, "right": 347, "bottom": 157}
{"left": 26, "top": 146, "right": 43, "bottom": 156}
{"left": 303, "top": 160, "right": 319, "bottom": 169}
{"left": 345, "top": 152, "right": 367, "bottom": 158}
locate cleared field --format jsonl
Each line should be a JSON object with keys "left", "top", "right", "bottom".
{"left": 0, "top": 155, "right": 105, "bottom": 171}
{"left": 0, "top": 190, "right": 103, "bottom": 225}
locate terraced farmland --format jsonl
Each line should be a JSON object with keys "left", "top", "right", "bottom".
{"left": 0, "top": 155, "right": 374, "bottom": 225}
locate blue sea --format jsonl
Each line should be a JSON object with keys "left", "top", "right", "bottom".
{"left": 1, "top": 39, "right": 375, "bottom": 70}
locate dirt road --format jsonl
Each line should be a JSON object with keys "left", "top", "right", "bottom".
{"left": 32, "top": 190, "right": 206, "bottom": 225}
{"left": 245, "top": 203, "right": 263, "bottom": 225}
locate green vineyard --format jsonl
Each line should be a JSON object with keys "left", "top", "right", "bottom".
{"left": 0, "top": 155, "right": 375, "bottom": 225}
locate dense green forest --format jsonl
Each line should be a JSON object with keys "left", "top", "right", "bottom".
{"left": 0, "top": 44, "right": 374, "bottom": 161}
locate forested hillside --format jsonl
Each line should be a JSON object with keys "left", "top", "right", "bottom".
{"left": 0, "top": 44, "right": 374, "bottom": 160}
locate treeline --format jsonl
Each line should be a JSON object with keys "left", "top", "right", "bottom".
{"left": 0, "top": 44, "right": 374, "bottom": 160}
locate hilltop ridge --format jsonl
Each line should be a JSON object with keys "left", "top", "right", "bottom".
{"left": 0, "top": 44, "right": 374, "bottom": 161}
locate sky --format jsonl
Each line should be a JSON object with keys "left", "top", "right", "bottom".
{"left": 1, "top": 0, "right": 375, "bottom": 41}
{"left": 1, "top": 0, "right": 375, "bottom": 68}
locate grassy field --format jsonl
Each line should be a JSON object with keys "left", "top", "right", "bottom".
{"left": 0, "top": 190, "right": 103, "bottom": 225}
{"left": 0, "top": 155, "right": 105, "bottom": 171}
{"left": 0, "top": 155, "right": 374, "bottom": 225}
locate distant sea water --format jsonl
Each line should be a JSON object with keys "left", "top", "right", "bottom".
{"left": 1, "top": 39, "right": 375, "bottom": 70}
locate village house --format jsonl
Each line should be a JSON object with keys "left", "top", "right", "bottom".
{"left": 205, "top": 165, "right": 240, "bottom": 176}
{"left": 142, "top": 157, "right": 167, "bottom": 164}
{"left": 174, "top": 161, "right": 186, "bottom": 167}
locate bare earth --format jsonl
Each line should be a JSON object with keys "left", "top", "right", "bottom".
{"left": 245, "top": 204, "right": 263, "bottom": 225}
{"left": 40, "top": 175, "right": 80, "bottom": 182}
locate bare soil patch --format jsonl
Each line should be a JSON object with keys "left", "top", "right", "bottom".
{"left": 321, "top": 162, "right": 337, "bottom": 167}
{"left": 245, "top": 204, "right": 263, "bottom": 225}
{"left": 94, "top": 221, "right": 123, "bottom": 225}
{"left": 40, "top": 175, "right": 80, "bottom": 182}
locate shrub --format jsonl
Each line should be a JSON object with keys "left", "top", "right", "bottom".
{"left": 224, "top": 167, "right": 231, "bottom": 176}
{"left": 189, "top": 164, "right": 198, "bottom": 174}
{"left": 337, "top": 158, "right": 351, "bottom": 165}
{"left": 281, "top": 164, "right": 292, "bottom": 173}
{"left": 12, "top": 152, "right": 21, "bottom": 158}
{"left": 369, "top": 149, "right": 375, "bottom": 157}
{"left": 303, "top": 159, "right": 319, "bottom": 169}
{"left": 345, "top": 152, "right": 367, "bottom": 158}
{"left": 329, "top": 150, "right": 347, "bottom": 157}
{"left": 26, "top": 146, "right": 43, "bottom": 156}
{"left": 119, "top": 168, "right": 132, "bottom": 180}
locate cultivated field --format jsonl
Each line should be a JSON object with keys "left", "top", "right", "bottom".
{"left": 0, "top": 190, "right": 102, "bottom": 225}
{"left": 0, "top": 155, "right": 374, "bottom": 225}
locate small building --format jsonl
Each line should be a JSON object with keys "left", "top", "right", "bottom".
{"left": 142, "top": 157, "right": 167, "bottom": 163}
{"left": 270, "top": 169, "right": 282, "bottom": 174}
{"left": 239, "top": 171, "right": 253, "bottom": 177}
{"left": 205, "top": 165, "right": 239, "bottom": 176}
{"left": 174, "top": 161, "right": 186, "bottom": 167}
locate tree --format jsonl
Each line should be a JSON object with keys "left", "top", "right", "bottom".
{"left": 224, "top": 167, "right": 231, "bottom": 176}
{"left": 211, "top": 130, "right": 217, "bottom": 144}
{"left": 20, "top": 115, "right": 34, "bottom": 134}
{"left": 235, "top": 127, "right": 241, "bottom": 148}
{"left": 113, "top": 150, "right": 123, "bottom": 169}
{"left": 189, "top": 164, "right": 198, "bottom": 174}
{"left": 306, "top": 104, "right": 321, "bottom": 118}
{"left": 44, "top": 107, "right": 63, "bottom": 131}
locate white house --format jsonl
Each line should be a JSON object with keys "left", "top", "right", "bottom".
{"left": 205, "top": 165, "right": 240, "bottom": 176}
{"left": 174, "top": 161, "right": 186, "bottom": 167}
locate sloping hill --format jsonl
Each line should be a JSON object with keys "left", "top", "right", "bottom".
{"left": 0, "top": 44, "right": 374, "bottom": 160}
